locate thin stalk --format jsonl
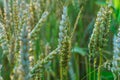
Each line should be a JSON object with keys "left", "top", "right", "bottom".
{"left": 94, "top": 58, "right": 97, "bottom": 80}
{"left": 30, "top": 11, "right": 49, "bottom": 36}
{"left": 60, "top": 65, "right": 63, "bottom": 80}
{"left": 76, "top": 55, "right": 80, "bottom": 80}
{"left": 98, "top": 49, "right": 102, "bottom": 80}
{"left": 85, "top": 57, "right": 88, "bottom": 80}
{"left": 88, "top": 56, "right": 91, "bottom": 80}
{"left": 117, "top": 74, "right": 120, "bottom": 80}
{"left": 70, "top": 6, "right": 83, "bottom": 39}
{"left": 118, "top": 74, "right": 119, "bottom": 80}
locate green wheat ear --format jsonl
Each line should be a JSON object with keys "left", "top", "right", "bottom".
{"left": 88, "top": 2, "right": 112, "bottom": 57}
{"left": 58, "top": 6, "right": 71, "bottom": 80}
{"left": 19, "top": 24, "right": 30, "bottom": 80}
{"left": 88, "top": 1, "right": 113, "bottom": 80}
{"left": 0, "top": 19, "right": 11, "bottom": 80}
{"left": 29, "top": 48, "right": 58, "bottom": 79}
{"left": 112, "top": 27, "right": 120, "bottom": 80}
{"left": 0, "top": 22, "right": 7, "bottom": 79}
{"left": 60, "top": 36, "right": 71, "bottom": 80}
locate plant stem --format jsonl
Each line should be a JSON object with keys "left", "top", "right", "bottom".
{"left": 89, "top": 56, "right": 91, "bottom": 80}
{"left": 98, "top": 49, "right": 102, "bottom": 80}
{"left": 94, "top": 58, "right": 96, "bottom": 80}
{"left": 85, "top": 57, "right": 88, "bottom": 80}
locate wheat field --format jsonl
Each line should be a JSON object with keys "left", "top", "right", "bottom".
{"left": 0, "top": 0, "right": 119, "bottom": 80}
